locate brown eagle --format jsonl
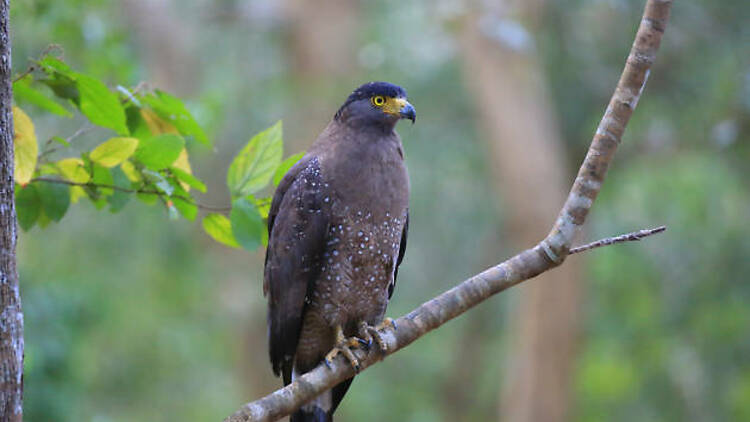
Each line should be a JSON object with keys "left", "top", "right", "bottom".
{"left": 264, "top": 82, "right": 415, "bottom": 422}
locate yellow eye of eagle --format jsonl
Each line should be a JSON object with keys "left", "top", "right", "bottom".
{"left": 371, "top": 96, "right": 386, "bottom": 107}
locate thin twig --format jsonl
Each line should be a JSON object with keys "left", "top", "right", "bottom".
{"left": 224, "top": 1, "right": 674, "bottom": 421}
{"left": 30, "top": 176, "right": 230, "bottom": 212}
{"left": 64, "top": 124, "right": 94, "bottom": 143}
{"left": 12, "top": 44, "right": 65, "bottom": 83}
{"left": 11, "top": 66, "right": 34, "bottom": 84}
{"left": 38, "top": 124, "right": 95, "bottom": 163}
{"left": 569, "top": 226, "right": 666, "bottom": 254}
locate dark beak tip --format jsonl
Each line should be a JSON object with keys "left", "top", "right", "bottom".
{"left": 400, "top": 104, "right": 417, "bottom": 124}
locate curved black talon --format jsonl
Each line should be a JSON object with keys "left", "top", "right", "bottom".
{"left": 358, "top": 337, "right": 369, "bottom": 348}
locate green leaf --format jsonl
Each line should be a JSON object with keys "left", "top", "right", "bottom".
{"left": 125, "top": 105, "right": 151, "bottom": 139}
{"left": 90, "top": 137, "right": 139, "bottom": 167}
{"left": 107, "top": 167, "right": 131, "bottom": 213}
{"left": 36, "top": 180, "right": 70, "bottom": 222}
{"left": 38, "top": 56, "right": 75, "bottom": 76}
{"left": 227, "top": 120, "right": 283, "bottom": 198}
{"left": 170, "top": 166, "right": 206, "bottom": 193}
{"left": 40, "top": 77, "right": 79, "bottom": 102}
{"left": 230, "top": 198, "right": 264, "bottom": 251}
{"left": 13, "top": 77, "right": 72, "bottom": 117}
{"left": 202, "top": 213, "right": 240, "bottom": 248}
{"left": 134, "top": 134, "right": 185, "bottom": 170}
{"left": 253, "top": 195, "right": 271, "bottom": 219}
{"left": 38, "top": 57, "right": 79, "bottom": 102}
{"left": 136, "top": 192, "right": 159, "bottom": 205}
{"left": 15, "top": 183, "right": 41, "bottom": 231}
{"left": 51, "top": 136, "right": 70, "bottom": 147}
{"left": 75, "top": 73, "right": 129, "bottom": 135}
{"left": 90, "top": 195, "right": 108, "bottom": 210}
{"left": 170, "top": 184, "right": 197, "bottom": 220}
{"left": 273, "top": 152, "right": 305, "bottom": 186}
{"left": 173, "top": 196, "right": 198, "bottom": 221}
{"left": 91, "top": 163, "right": 114, "bottom": 196}
{"left": 36, "top": 210, "right": 51, "bottom": 229}
{"left": 141, "top": 90, "right": 209, "bottom": 146}
{"left": 12, "top": 106, "right": 38, "bottom": 185}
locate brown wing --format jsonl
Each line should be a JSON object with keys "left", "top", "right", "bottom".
{"left": 264, "top": 156, "right": 329, "bottom": 382}
{"left": 389, "top": 211, "right": 409, "bottom": 299}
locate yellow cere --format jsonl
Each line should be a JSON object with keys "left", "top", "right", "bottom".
{"left": 372, "top": 96, "right": 408, "bottom": 116}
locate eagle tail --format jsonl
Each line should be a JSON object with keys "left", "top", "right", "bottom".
{"left": 290, "top": 390, "right": 333, "bottom": 422}
{"left": 331, "top": 378, "right": 353, "bottom": 413}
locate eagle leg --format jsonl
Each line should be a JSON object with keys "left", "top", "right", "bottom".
{"left": 324, "top": 325, "right": 362, "bottom": 373}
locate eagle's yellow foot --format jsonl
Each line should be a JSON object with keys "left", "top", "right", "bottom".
{"left": 324, "top": 325, "right": 362, "bottom": 372}
{"left": 378, "top": 317, "right": 397, "bottom": 331}
{"left": 357, "top": 321, "right": 389, "bottom": 353}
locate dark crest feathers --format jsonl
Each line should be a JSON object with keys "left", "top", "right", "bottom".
{"left": 335, "top": 81, "right": 407, "bottom": 119}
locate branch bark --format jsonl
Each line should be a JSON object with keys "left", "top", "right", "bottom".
{"left": 569, "top": 226, "right": 666, "bottom": 254}
{"left": 0, "top": 0, "right": 24, "bottom": 419}
{"left": 225, "top": 1, "right": 673, "bottom": 420}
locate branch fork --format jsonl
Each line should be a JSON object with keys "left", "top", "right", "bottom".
{"left": 226, "top": 1, "right": 674, "bottom": 420}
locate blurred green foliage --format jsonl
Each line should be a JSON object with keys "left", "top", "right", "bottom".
{"left": 10, "top": 0, "right": 750, "bottom": 421}
{"left": 13, "top": 53, "right": 291, "bottom": 250}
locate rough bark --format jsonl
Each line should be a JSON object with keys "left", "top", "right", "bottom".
{"left": 0, "top": 1, "right": 24, "bottom": 420}
{"left": 461, "top": 2, "right": 581, "bottom": 421}
{"left": 225, "top": 1, "right": 673, "bottom": 420}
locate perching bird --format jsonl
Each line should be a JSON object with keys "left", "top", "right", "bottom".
{"left": 264, "top": 82, "right": 415, "bottom": 422}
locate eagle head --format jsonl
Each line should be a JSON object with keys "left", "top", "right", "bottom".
{"left": 335, "top": 81, "right": 416, "bottom": 129}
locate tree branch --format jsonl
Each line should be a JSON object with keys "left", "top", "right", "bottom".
{"left": 225, "top": 1, "right": 673, "bottom": 420}
{"left": 569, "top": 226, "right": 666, "bottom": 254}
{"left": 30, "top": 176, "right": 230, "bottom": 212}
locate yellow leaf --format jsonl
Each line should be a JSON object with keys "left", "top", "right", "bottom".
{"left": 172, "top": 148, "right": 192, "bottom": 191}
{"left": 39, "top": 163, "right": 58, "bottom": 176}
{"left": 141, "top": 108, "right": 178, "bottom": 134}
{"left": 70, "top": 186, "right": 87, "bottom": 204}
{"left": 12, "top": 106, "right": 38, "bottom": 185}
{"left": 57, "top": 158, "right": 90, "bottom": 183}
{"left": 120, "top": 160, "right": 141, "bottom": 182}
{"left": 90, "top": 137, "right": 139, "bottom": 167}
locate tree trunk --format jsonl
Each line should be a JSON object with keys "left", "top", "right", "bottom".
{"left": 120, "top": 0, "right": 196, "bottom": 94}
{"left": 461, "top": 5, "right": 582, "bottom": 422}
{"left": 281, "top": 0, "right": 358, "bottom": 150}
{"left": 0, "top": 1, "right": 24, "bottom": 420}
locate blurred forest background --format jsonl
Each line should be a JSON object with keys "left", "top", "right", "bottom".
{"left": 10, "top": 0, "right": 750, "bottom": 421}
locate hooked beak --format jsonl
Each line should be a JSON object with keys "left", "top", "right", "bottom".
{"left": 399, "top": 101, "right": 416, "bottom": 124}
{"left": 384, "top": 97, "right": 417, "bottom": 124}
